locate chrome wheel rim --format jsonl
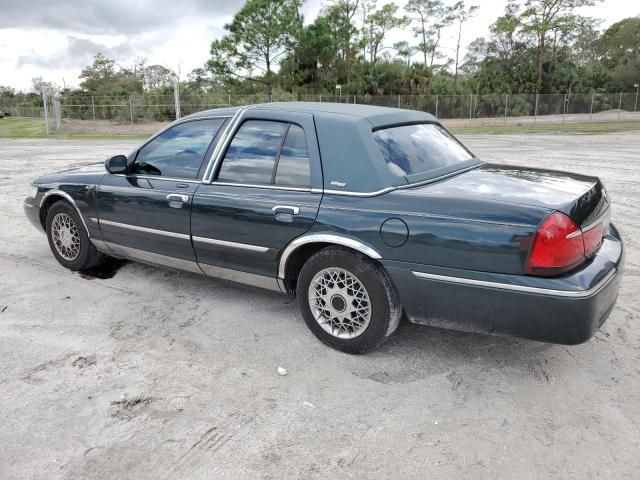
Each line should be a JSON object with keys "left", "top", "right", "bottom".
{"left": 51, "top": 213, "right": 81, "bottom": 261}
{"left": 308, "top": 267, "right": 371, "bottom": 339}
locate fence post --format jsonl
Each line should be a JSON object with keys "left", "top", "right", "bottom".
{"left": 469, "top": 94, "right": 473, "bottom": 127}
{"left": 563, "top": 94, "right": 567, "bottom": 124}
{"left": 534, "top": 93, "right": 539, "bottom": 124}
{"left": 128, "top": 96, "right": 134, "bottom": 130}
{"left": 435, "top": 94, "right": 439, "bottom": 118}
{"left": 319, "top": 94, "right": 322, "bottom": 102}
{"left": 504, "top": 94, "right": 509, "bottom": 125}
{"left": 397, "top": 94, "right": 401, "bottom": 108}
{"left": 618, "top": 92, "right": 622, "bottom": 120}
{"left": 354, "top": 95, "right": 356, "bottom": 104}
{"left": 174, "top": 81, "right": 181, "bottom": 120}
{"left": 228, "top": 93, "right": 231, "bottom": 106}
{"left": 91, "top": 96, "right": 97, "bottom": 133}
{"left": 269, "top": 94, "right": 273, "bottom": 103}
{"left": 590, "top": 93, "right": 594, "bottom": 122}
{"left": 42, "top": 91, "right": 49, "bottom": 135}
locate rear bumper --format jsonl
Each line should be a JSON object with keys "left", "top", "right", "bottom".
{"left": 24, "top": 196, "right": 43, "bottom": 232}
{"left": 384, "top": 225, "right": 624, "bottom": 345}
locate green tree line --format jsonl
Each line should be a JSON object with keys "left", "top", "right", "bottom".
{"left": 1, "top": 0, "right": 639, "bottom": 111}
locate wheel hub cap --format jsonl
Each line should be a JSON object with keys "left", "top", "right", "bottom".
{"left": 308, "top": 267, "right": 371, "bottom": 339}
{"left": 51, "top": 212, "right": 80, "bottom": 261}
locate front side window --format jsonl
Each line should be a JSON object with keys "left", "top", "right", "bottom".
{"left": 373, "top": 124, "right": 474, "bottom": 180}
{"left": 217, "top": 120, "right": 310, "bottom": 187}
{"left": 133, "top": 118, "right": 224, "bottom": 179}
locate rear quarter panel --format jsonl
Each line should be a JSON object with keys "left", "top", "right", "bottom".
{"left": 315, "top": 190, "right": 551, "bottom": 275}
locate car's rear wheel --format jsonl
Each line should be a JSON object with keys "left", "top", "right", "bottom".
{"left": 46, "top": 200, "right": 106, "bottom": 271}
{"left": 297, "top": 246, "right": 401, "bottom": 354}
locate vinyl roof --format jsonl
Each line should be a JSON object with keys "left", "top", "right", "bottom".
{"left": 185, "top": 102, "right": 437, "bottom": 126}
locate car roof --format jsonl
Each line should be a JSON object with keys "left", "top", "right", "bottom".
{"left": 183, "top": 102, "right": 444, "bottom": 194}
{"left": 184, "top": 102, "right": 437, "bottom": 127}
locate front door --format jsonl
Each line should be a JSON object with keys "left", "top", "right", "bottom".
{"left": 96, "top": 117, "right": 227, "bottom": 271}
{"left": 191, "top": 111, "right": 323, "bottom": 286}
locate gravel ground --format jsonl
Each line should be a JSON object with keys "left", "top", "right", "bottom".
{"left": 0, "top": 133, "right": 639, "bottom": 480}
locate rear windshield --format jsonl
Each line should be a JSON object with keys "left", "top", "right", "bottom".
{"left": 373, "top": 124, "right": 475, "bottom": 181}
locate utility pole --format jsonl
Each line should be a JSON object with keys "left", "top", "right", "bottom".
{"left": 618, "top": 92, "right": 622, "bottom": 121}
{"left": 174, "top": 81, "right": 181, "bottom": 120}
{"left": 42, "top": 90, "right": 49, "bottom": 135}
{"left": 91, "top": 96, "right": 97, "bottom": 133}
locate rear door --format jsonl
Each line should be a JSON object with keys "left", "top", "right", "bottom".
{"left": 191, "top": 110, "right": 322, "bottom": 282}
{"left": 96, "top": 117, "right": 227, "bottom": 270}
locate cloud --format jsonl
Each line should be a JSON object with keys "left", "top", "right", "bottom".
{"left": 0, "top": 0, "right": 241, "bottom": 35}
{"left": 17, "top": 35, "right": 135, "bottom": 69}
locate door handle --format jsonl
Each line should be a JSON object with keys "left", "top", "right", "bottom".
{"left": 167, "top": 193, "right": 189, "bottom": 208}
{"left": 272, "top": 205, "right": 300, "bottom": 215}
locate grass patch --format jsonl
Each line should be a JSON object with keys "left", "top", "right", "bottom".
{"left": 0, "top": 117, "right": 147, "bottom": 140}
{"left": 0, "top": 117, "right": 46, "bottom": 137}
{"left": 450, "top": 121, "right": 640, "bottom": 135}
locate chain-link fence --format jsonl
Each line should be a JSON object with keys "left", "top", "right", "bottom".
{"left": 2, "top": 90, "right": 639, "bottom": 135}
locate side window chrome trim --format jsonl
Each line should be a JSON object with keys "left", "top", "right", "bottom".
{"left": 320, "top": 187, "right": 397, "bottom": 197}
{"left": 111, "top": 174, "right": 202, "bottom": 184}
{"left": 278, "top": 233, "right": 382, "bottom": 280}
{"left": 203, "top": 107, "right": 252, "bottom": 183}
{"left": 207, "top": 181, "right": 313, "bottom": 193}
{"left": 40, "top": 190, "right": 92, "bottom": 238}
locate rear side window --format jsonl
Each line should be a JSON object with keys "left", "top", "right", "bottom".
{"left": 217, "top": 120, "right": 311, "bottom": 187}
{"left": 373, "top": 124, "right": 473, "bottom": 179}
{"left": 134, "top": 118, "right": 224, "bottom": 179}
{"left": 275, "top": 125, "right": 310, "bottom": 187}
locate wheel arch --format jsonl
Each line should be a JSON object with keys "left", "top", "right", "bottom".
{"left": 39, "top": 190, "right": 91, "bottom": 237}
{"left": 278, "top": 234, "right": 382, "bottom": 294}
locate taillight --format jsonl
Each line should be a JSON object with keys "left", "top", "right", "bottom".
{"left": 582, "top": 221, "right": 604, "bottom": 257}
{"left": 525, "top": 212, "right": 586, "bottom": 276}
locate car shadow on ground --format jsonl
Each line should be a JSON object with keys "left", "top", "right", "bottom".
{"left": 93, "top": 259, "right": 563, "bottom": 385}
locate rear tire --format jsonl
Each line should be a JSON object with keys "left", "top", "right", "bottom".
{"left": 297, "top": 246, "right": 401, "bottom": 354}
{"left": 46, "top": 200, "right": 106, "bottom": 271}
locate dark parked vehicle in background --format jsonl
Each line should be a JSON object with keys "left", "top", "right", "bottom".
{"left": 24, "top": 103, "right": 624, "bottom": 353}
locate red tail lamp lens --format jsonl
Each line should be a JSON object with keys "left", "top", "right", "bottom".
{"left": 526, "top": 212, "right": 586, "bottom": 276}
{"left": 583, "top": 222, "right": 604, "bottom": 257}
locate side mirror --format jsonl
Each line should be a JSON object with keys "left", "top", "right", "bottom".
{"left": 105, "top": 155, "right": 129, "bottom": 174}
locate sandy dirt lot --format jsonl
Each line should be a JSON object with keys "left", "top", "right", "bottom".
{"left": 0, "top": 133, "right": 638, "bottom": 479}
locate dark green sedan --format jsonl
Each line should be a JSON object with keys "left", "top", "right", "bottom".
{"left": 24, "top": 103, "right": 624, "bottom": 353}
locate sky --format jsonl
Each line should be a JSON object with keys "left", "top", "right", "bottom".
{"left": 0, "top": 0, "right": 636, "bottom": 91}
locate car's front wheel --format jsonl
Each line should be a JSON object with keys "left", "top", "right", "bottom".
{"left": 46, "top": 200, "right": 106, "bottom": 271}
{"left": 297, "top": 246, "right": 401, "bottom": 354}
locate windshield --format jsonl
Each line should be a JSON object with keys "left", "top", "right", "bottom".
{"left": 373, "top": 123, "right": 476, "bottom": 182}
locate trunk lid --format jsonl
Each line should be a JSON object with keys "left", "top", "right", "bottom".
{"left": 417, "top": 163, "right": 609, "bottom": 227}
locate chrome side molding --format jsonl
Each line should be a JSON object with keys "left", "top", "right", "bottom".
{"left": 412, "top": 269, "right": 617, "bottom": 298}
{"left": 192, "top": 236, "right": 269, "bottom": 253}
{"left": 102, "top": 241, "right": 204, "bottom": 274}
{"left": 99, "top": 219, "right": 191, "bottom": 240}
{"left": 199, "top": 263, "right": 281, "bottom": 292}
{"left": 99, "top": 241, "right": 280, "bottom": 291}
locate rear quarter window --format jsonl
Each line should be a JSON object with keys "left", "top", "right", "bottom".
{"left": 373, "top": 124, "right": 474, "bottom": 180}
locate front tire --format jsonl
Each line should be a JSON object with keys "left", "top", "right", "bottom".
{"left": 297, "top": 247, "right": 401, "bottom": 354}
{"left": 46, "top": 200, "right": 106, "bottom": 271}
